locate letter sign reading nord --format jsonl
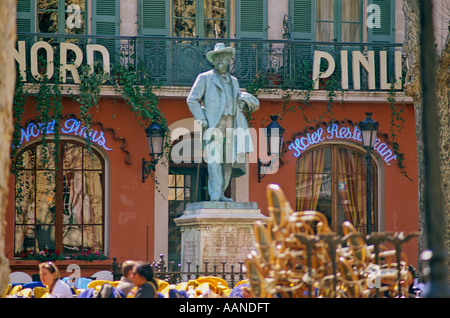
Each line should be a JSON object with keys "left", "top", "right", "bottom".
{"left": 14, "top": 41, "right": 110, "bottom": 84}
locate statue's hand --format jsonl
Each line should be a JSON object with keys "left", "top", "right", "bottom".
{"left": 239, "top": 91, "right": 259, "bottom": 113}
{"left": 238, "top": 100, "right": 246, "bottom": 111}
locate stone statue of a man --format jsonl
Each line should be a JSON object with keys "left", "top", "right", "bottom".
{"left": 186, "top": 43, "right": 259, "bottom": 201}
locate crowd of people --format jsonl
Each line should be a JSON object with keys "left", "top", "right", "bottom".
{"left": 4, "top": 258, "right": 425, "bottom": 298}
{"left": 34, "top": 260, "right": 159, "bottom": 298}
{"left": 4, "top": 260, "right": 249, "bottom": 298}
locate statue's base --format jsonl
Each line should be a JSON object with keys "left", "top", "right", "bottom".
{"left": 174, "top": 201, "right": 268, "bottom": 273}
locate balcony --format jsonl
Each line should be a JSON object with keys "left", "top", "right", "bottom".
{"left": 16, "top": 33, "right": 405, "bottom": 92}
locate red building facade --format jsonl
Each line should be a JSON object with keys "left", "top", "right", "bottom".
{"left": 6, "top": 0, "right": 421, "bottom": 278}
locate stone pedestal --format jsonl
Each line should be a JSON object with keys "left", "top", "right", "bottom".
{"left": 174, "top": 201, "right": 268, "bottom": 272}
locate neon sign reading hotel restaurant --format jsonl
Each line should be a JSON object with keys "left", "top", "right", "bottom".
{"left": 288, "top": 123, "right": 397, "bottom": 165}
{"left": 18, "top": 118, "right": 113, "bottom": 151}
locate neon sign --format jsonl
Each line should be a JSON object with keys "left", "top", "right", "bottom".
{"left": 18, "top": 118, "right": 113, "bottom": 151}
{"left": 288, "top": 123, "right": 397, "bottom": 165}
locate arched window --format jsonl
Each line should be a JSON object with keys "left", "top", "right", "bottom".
{"left": 14, "top": 140, "right": 106, "bottom": 256}
{"left": 296, "top": 143, "right": 377, "bottom": 234}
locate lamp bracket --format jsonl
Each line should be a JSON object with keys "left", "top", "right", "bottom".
{"left": 142, "top": 157, "right": 159, "bottom": 183}
{"left": 258, "top": 158, "right": 273, "bottom": 183}
{"left": 257, "top": 151, "right": 286, "bottom": 183}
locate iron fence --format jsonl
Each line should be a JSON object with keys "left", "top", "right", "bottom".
{"left": 112, "top": 254, "right": 246, "bottom": 289}
{"left": 17, "top": 33, "right": 405, "bottom": 91}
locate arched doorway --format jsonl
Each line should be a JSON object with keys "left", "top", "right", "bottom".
{"left": 295, "top": 142, "right": 379, "bottom": 234}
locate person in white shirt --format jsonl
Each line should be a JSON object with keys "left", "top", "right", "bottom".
{"left": 39, "top": 261, "right": 73, "bottom": 298}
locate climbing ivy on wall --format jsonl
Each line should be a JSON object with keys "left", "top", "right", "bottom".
{"left": 76, "top": 62, "right": 107, "bottom": 152}
{"left": 244, "top": 60, "right": 410, "bottom": 178}
{"left": 11, "top": 51, "right": 409, "bottom": 179}
{"left": 110, "top": 61, "right": 171, "bottom": 168}
{"left": 11, "top": 56, "right": 169, "bottom": 175}
{"left": 11, "top": 72, "right": 26, "bottom": 174}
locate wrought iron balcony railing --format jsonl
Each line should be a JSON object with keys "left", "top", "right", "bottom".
{"left": 16, "top": 33, "right": 405, "bottom": 91}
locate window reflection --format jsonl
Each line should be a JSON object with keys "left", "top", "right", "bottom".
{"left": 83, "top": 171, "right": 103, "bottom": 224}
{"left": 36, "top": 225, "right": 55, "bottom": 251}
{"left": 315, "top": 0, "right": 362, "bottom": 42}
{"left": 63, "top": 225, "right": 82, "bottom": 252}
{"left": 172, "top": 0, "right": 227, "bottom": 38}
{"left": 342, "top": 0, "right": 361, "bottom": 42}
{"left": 15, "top": 171, "right": 35, "bottom": 223}
{"left": 84, "top": 148, "right": 102, "bottom": 169}
{"left": 63, "top": 171, "right": 82, "bottom": 225}
{"left": 36, "top": 143, "right": 55, "bottom": 169}
{"left": 83, "top": 225, "right": 103, "bottom": 251}
{"left": 63, "top": 143, "right": 82, "bottom": 170}
{"left": 38, "top": 11, "right": 58, "bottom": 33}
{"left": 36, "top": 171, "right": 55, "bottom": 225}
{"left": 173, "top": 0, "right": 197, "bottom": 37}
{"left": 14, "top": 140, "right": 104, "bottom": 256}
{"left": 316, "top": 0, "right": 335, "bottom": 41}
{"left": 37, "top": 0, "right": 85, "bottom": 35}
{"left": 296, "top": 145, "right": 377, "bottom": 234}
{"left": 203, "top": 0, "right": 227, "bottom": 38}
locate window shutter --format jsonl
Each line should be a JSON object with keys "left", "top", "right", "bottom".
{"left": 368, "top": 0, "right": 394, "bottom": 43}
{"left": 92, "top": 0, "right": 120, "bottom": 36}
{"left": 137, "top": 1, "right": 170, "bottom": 85}
{"left": 290, "top": 0, "right": 314, "bottom": 40}
{"left": 236, "top": 0, "right": 267, "bottom": 39}
{"left": 234, "top": 0, "right": 268, "bottom": 87}
{"left": 91, "top": 0, "right": 120, "bottom": 65}
{"left": 17, "top": 0, "right": 35, "bottom": 34}
{"left": 139, "top": 0, "right": 169, "bottom": 36}
{"left": 289, "top": 0, "right": 314, "bottom": 80}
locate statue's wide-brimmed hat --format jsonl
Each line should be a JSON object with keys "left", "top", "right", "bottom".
{"left": 206, "top": 43, "right": 235, "bottom": 63}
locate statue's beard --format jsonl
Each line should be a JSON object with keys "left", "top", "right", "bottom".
{"left": 215, "top": 63, "right": 228, "bottom": 74}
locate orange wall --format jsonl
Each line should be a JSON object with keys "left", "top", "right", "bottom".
{"left": 8, "top": 97, "right": 151, "bottom": 263}
{"left": 246, "top": 99, "right": 419, "bottom": 264}
{"left": 6, "top": 95, "right": 419, "bottom": 267}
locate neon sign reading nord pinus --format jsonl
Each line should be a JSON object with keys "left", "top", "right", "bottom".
{"left": 18, "top": 118, "right": 113, "bottom": 151}
{"left": 288, "top": 123, "right": 397, "bottom": 165}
